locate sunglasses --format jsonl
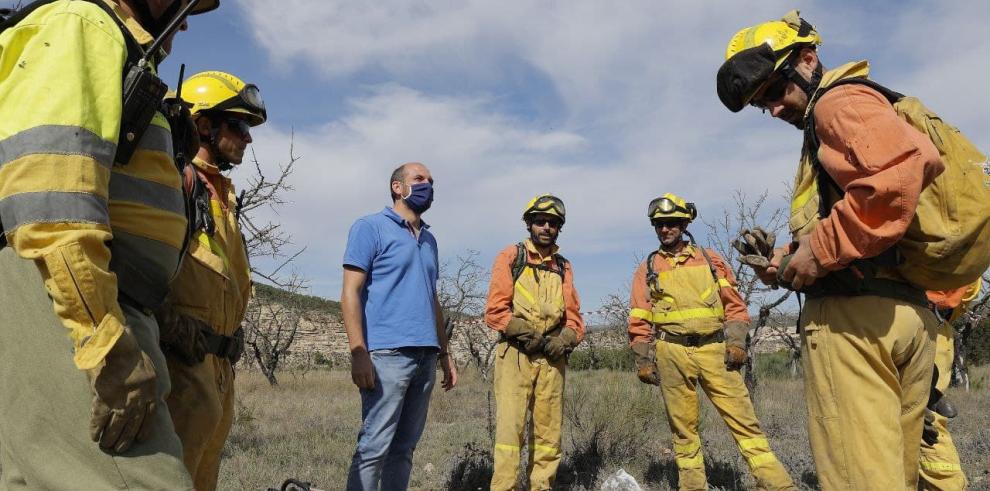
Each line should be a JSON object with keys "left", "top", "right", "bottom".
{"left": 530, "top": 217, "right": 563, "bottom": 228}
{"left": 750, "top": 74, "right": 790, "bottom": 110}
{"left": 223, "top": 118, "right": 252, "bottom": 139}
{"left": 651, "top": 220, "right": 685, "bottom": 229}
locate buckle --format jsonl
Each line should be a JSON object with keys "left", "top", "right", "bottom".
{"left": 684, "top": 334, "right": 701, "bottom": 347}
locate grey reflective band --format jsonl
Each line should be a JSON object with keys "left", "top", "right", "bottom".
{"left": 134, "top": 123, "right": 173, "bottom": 157}
{"left": 108, "top": 173, "right": 185, "bottom": 216}
{"left": 0, "top": 191, "right": 109, "bottom": 231}
{"left": 0, "top": 125, "right": 115, "bottom": 169}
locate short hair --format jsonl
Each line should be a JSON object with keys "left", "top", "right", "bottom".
{"left": 389, "top": 164, "right": 407, "bottom": 201}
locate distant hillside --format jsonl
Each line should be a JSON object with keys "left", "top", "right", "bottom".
{"left": 253, "top": 283, "right": 341, "bottom": 318}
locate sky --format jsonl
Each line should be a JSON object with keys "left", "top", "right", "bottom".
{"left": 156, "top": 0, "right": 990, "bottom": 312}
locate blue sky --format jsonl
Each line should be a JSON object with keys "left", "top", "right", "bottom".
{"left": 157, "top": 0, "right": 990, "bottom": 313}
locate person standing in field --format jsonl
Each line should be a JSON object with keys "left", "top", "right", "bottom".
{"left": 485, "top": 194, "right": 585, "bottom": 491}
{"left": 626, "top": 193, "right": 795, "bottom": 491}
{"left": 341, "top": 162, "right": 458, "bottom": 491}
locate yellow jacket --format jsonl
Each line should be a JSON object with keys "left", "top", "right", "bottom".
{"left": 166, "top": 157, "right": 251, "bottom": 336}
{"left": 0, "top": 1, "right": 186, "bottom": 369}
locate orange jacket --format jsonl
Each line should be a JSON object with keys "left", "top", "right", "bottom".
{"left": 484, "top": 241, "right": 585, "bottom": 340}
{"left": 808, "top": 83, "right": 944, "bottom": 270}
{"left": 628, "top": 244, "right": 749, "bottom": 345}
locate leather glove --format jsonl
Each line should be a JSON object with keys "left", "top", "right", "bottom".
{"left": 505, "top": 316, "right": 545, "bottom": 355}
{"left": 155, "top": 306, "right": 209, "bottom": 366}
{"left": 723, "top": 321, "right": 749, "bottom": 371}
{"left": 544, "top": 327, "right": 579, "bottom": 361}
{"left": 630, "top": 342, "right": 661, "bottom": 386}
{"left": 85, "top": 326, "right": 158, "bottom": 453}
{"left": 732, "top": 227, "right": 776, "bottom": 270}
{"left": 931, "top": 396, "right": 957, "bottom": 419}
{"left": 922, "top": 409, "right": 939, "bottom": 446}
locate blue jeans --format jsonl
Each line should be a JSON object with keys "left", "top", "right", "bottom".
{"left": 346, "top": 347, "right": 438, "bottom": 491}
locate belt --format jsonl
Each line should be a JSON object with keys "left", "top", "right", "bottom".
{"left": 657, "top": 329, "right": 724, "bottom": 347}
{"left": 204, "top": 327, "right": 244, "bottom": 362}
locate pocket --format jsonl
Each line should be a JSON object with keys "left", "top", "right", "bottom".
{"left": 189, "top": 233, "right": 229, "bottom": 280}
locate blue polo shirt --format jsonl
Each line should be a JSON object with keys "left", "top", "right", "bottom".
{"left": 343, "top": 207, "right": 440, "bottom": 351}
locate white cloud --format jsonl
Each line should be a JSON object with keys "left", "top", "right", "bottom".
{"left": 233, "top": 1, "right": 990, "bottom": 306}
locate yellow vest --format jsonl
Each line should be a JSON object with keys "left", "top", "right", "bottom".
{"left": 511, "top": 240, "right": 565, "bottom": 335}
{"left": 646, "top": 246, "right": 726, "bottom": 336}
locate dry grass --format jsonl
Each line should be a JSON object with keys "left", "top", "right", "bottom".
{"left": 220, "top": 365, "right": 990, "bottom": 490}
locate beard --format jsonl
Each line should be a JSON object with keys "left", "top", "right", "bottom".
{"left": 530, "top": 229, "right": 558, "bottom": 248}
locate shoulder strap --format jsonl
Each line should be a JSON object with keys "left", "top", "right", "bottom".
{"left": 645, "top": 250, "right": 660, "bottom": 293}
{"left": 510, "top": 242, "right": 527, "bottom": 283}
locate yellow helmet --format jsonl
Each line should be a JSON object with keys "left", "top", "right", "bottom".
{"left": 181, "top": 71, "right": 267, "bottom": 126}
{"left": 523, "top": 194, "right": 566, "bottom": 224}
{"left": 717, "top": 10, "right": 821, "bottom": 112}
{"left": 648, "top": 193, "right": 697, "bottom": 222}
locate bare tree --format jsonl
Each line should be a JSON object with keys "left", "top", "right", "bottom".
{"left": 703, "top": 189, "right": 795, "bottom": 389}
{"left": 242, "top": 275, "right": 307, "bottom": 386}
{"left": 952, "top": 273, "right": 990, "bottom": 390}
{"left": 237, "top": 137, "right": 309, "bottom": 386}
{"left": 437, "top": 250, "right": 495, "bottom": 379}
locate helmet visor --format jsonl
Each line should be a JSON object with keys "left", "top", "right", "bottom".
{"left": 717, "top": 44, "right": 779, "bottom": 112}
{"left": 212, "top": 84, "right": 267, "bottom": 124}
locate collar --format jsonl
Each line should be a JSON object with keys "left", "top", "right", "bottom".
{"left": 523, "top": 238, "right": 558, "bottom": 263}
{"left": 658, "top": 242, "right": 695, "bottom": 263}
{"left": 192, "top": 156, "right": 222, "bottom": 175}
{"left": 383, "top": 207, "right": 429, "bottom": 230}
{"left": 804, "top": 60, "right": 871, "bottom": 119}
{"left": 101, "top": 0, "right": 155, "bottom": 46}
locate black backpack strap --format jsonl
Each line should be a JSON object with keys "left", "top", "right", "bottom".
{"left": 510, "top": 242, "right": 527, "bottom": 283}
{"left": 645, "top": 250, "right": 660, "bottom": 294}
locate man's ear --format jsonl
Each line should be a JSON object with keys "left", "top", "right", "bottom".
{"left": 798, "top": 46, "right": 818, "bottom": 70}
{"left": 195, "top": 116, "right": 213, "bottom": 138}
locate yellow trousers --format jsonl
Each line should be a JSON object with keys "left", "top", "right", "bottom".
{"left": 491, "top": 342, "right": 565, "bottom": 491}
{"left": 165, "top": 354, "right": 236, "bottom": 491}
{"left": 918, "top": 323, "right": 966, "bottom": 490}
{"left": 655, "top": 339, "right": 795, "bottom": 491}
{"left": 801, "top": 296, "right": 937, "bottom": 490}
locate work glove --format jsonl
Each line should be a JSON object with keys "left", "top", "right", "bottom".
{"left": 922, "top": 409, "right": 939, "bottom": 446}
{"left": 723, "top": 321, "right": 750, "bottom": 371}
{"left": 544, "top": 327, "right": 579, "bottom": 362}
{"left": 155, "top": 306, "right": 209, "bottom": 366}
{"left": 85, "top": 326, "right": 158, "bottom": 453}
{"left": 631, "top": 342, "right": 661, "bottom": 386}
{"left": 931, "top": 396, "right": 958, "bottom": 419}
{"left": 732, "top": 227, "right": 776, "bottom": 270}
{"left": 505, "top": 316, "right": 545, "bottom": 355}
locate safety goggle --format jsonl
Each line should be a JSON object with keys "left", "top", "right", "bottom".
{"left": 749, "top": 73, "right": 789, "bottom": 110}
{"left": 648, "top": 197, "right": 692, "bottom": 218}
{"left": 212, "top": 84, "right": 266, "bottom": 119}
{"left": 527, "top": 196, "right": 565, "bottom": 217}
{"left": 223, "top": 118, "right": 252, "bottom": 139}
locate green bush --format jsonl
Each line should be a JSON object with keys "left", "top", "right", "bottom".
{"left": 963, "top": 317, "right": 990, "bottom": 367}
{"left": 754, "top": 350, "right": 796, "bottom": 379}
{"left": 568, "top": 347, "right": 635, "bottom": 371}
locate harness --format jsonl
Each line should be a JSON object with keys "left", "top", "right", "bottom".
{"left": 510, "top": 242, "right": 567, "bottom": 284}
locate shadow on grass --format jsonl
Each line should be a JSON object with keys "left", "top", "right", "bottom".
{"left": 643, "top": 457, "right": 746, "bottom": 489}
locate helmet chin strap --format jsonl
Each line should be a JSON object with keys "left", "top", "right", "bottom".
{"left": 779, "top": 51, "right": 823, "bottom": 99}
{"left": 204, "top": 117, "right": 233, "bottom": 171}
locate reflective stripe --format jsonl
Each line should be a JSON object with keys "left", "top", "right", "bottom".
{"left": 532, "top": 444, "right": 559, "bottom": 455}
{"left": 747, "top": 452, "right": 779, "bottom": 468}
{"left": 653, "top": 306, "right": 725, "bottom": 323}
{"left": 514, "top": 281, "right": 536, "bottom": 304}
{"left": 630, "top": 308, "right": 653, "bottom": 322}
{"left": 198, "top": 232, "right": 231, "bottom": 270}
{"left": 108, "top": 172, "right": 185, "bottom": 216}
{"left": 0, "top": 125, "right": 115, "bottom": 169}
{"left": 920, "top": 461, "right": 961, "bottom": 472}
{"left": 494, "top": 443, "right": 520, "bottom": 453}
{"left": 717, "top": 278, "right": 732, "bottom": 288}
{"left": 738, "top": 437, "right": 769, "bottom": 451}
{"left": 0, "top": 191, "right": 108, "bottom": 230}
{"left": 134, "top": 122, "right": 173, "bottom": 157}
{"left": 673, "top": 441, "right": 701, "bottom": 453}
{"left": 676, "top": 455, "right": 704, "bottom": 469}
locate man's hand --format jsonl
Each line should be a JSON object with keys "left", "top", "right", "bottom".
{"left": 439, "top": 354, "right": 458, "bottom": 391}
{"left": 723, "top": 321, "right": 749, "bottom": 371}
{"left": 724, "top": 346, "right": 748, "bottom": 371}
{"left": 86, "top": 326, "right": 158, "bottom": 454}
{"left": 781, "top": 235, "right": 827, "bottom": 291}
{"left": 350, "top": 348, "right": 375, "bottom": 390}
{"left": 155, "top": 307, "right": 209, "bottom": 366}
{"left": 505, "top": 317, "right": 545, "bottom": 355}
{"left": 543, "top": 328, "right": 579, "bottom": 362}
{"left": 922, "top": 409, "right": 939, "bottom": 446}
{"left": 630, "top": 342, "right": 661, "bottom": 386}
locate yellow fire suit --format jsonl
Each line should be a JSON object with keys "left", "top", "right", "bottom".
{"left": 0, "top": 1, "right": 191, "bottom": 488}
{"left": 919, "top": 282, "right": 980, "bottom": 490}
{"left": 628, "top": 244, "right": 794, "bottom": 491}
{"left": 485, "top": 240, "right": 585, "bottom": 491}
{"left": 789, "top": 62, "right": 940, "bottom": 489}
{"left": 161, "top": 157, "right": 252, "bottom": 490}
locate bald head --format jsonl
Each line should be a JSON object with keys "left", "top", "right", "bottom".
{"left": 390, "top": 162, "right": 431, "bottom": 201}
